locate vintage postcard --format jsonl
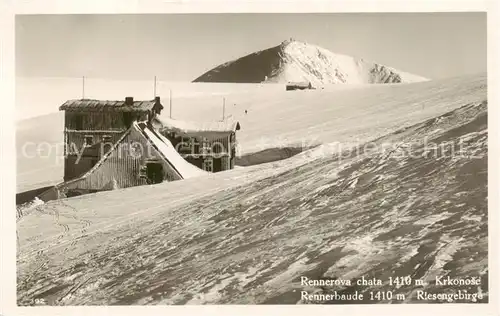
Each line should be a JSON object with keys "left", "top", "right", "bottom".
{"left": 0, "top": 0, "right": 497, "bottom": 315}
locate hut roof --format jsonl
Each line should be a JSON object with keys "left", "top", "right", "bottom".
{"left": 153, "top": 117, "right": 241, "bottom": 134}
{"left": 59, "top": 97, "right": 162, "bottom": 112}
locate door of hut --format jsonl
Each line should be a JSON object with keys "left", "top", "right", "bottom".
{"left": 146, "top": 162, "right": 164, "bottom": 184}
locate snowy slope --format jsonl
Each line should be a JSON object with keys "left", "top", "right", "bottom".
{"left": 193, "top": 40, "right": 429, "bottom": 85}
{"left": 16, "top": 88, "right": 488, "bottom": 305}
{"left": 16, "top": 74, "right": 485, "bottom": 193}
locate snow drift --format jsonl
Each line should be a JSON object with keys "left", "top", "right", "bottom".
{"left": 141, "top": 124, "right": 209, "bottom": 179}
{"left": 193, "top": 39, "right": 429, "bottom": 85}
{"left": 16, "top": 98, "right": 488, "bottom": 305}
{"left": 16, "top": 74, "right": 488, "bottom": 305}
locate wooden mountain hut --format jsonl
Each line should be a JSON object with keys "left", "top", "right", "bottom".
{"left": 54, "top": 96, "right": 207, "bottom": 198}
{"left": 286, "top": 81, "right": 313, "bottom": 91}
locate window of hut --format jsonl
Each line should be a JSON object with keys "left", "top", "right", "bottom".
{"left": 203, "top": 158, "right": 214, "bottom": 172}
{"left": 84, "top": 135, "right": 93, "bottom": 146}
{"left": 201, "top": 138, "right": 211, "bottom": 155}
{"left": 179, "top": 137, "right": 191, "bottom": 152}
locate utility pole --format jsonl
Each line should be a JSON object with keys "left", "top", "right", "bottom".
{"left": 169, "top": 89, "right": 172, "bottom": 118}
{"left": 82, "top": 76, "right": 85, "bottom": 99}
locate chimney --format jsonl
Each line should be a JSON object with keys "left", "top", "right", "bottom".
{"left": 153, "top": 95, "right": 164, "bottom": 115}
{"left": 125, "top": 96, "right": 134, "bottom": 105}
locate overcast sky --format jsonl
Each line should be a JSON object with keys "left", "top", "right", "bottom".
{"left": 16, "top": 13, "right": 486, "bottom": 81}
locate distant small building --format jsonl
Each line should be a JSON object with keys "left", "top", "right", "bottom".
{"left": 286, "top": 81, "right": 313, "bottom": 91}
{"left": 154, "top": 117, "right": 241, "bottom": 173}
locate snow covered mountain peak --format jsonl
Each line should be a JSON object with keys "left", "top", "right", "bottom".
{"left": 193, "top": 40, "right": 429, "bottom": 85}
